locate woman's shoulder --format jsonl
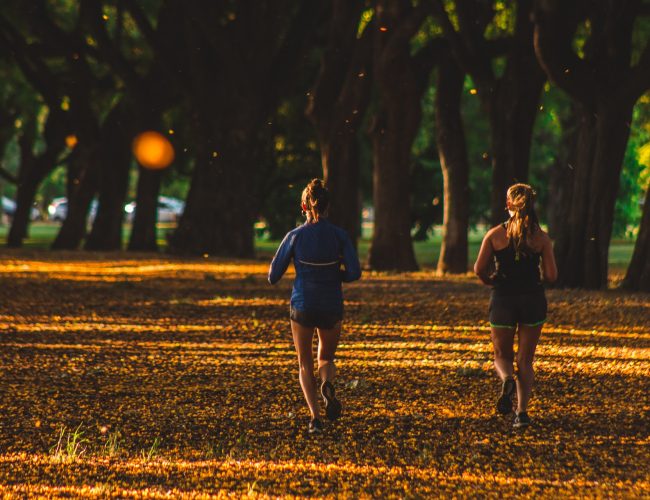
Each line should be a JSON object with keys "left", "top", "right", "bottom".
{"left": 485, "top": 223, "right": 507, "bottom": 241}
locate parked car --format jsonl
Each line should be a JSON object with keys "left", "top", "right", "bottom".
{"left": 47, "top": 198, "right": 98, "bottom": 222}
{"left": 2, "top": 196, "right": 40, "bottom": 221}
{"left": 124, "top": 196, "right": 184, "bottom": 223}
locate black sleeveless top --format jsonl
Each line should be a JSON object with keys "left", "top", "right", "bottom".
{"left": 492, "top": 223, "right": 543, "bottom": 295}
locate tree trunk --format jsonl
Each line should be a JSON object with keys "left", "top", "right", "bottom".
{"left": 554, "top": 103, "right": 633, "bottom": 288}
{"left": 487, "top": 74, "right": 546, "bottom": 226}
{"left": 367, "top": 0, "right": 429, "bottom": 271}
{"left": 128, "top": 167, "right": 162, "bottom": 252}
{"left": 436, "top": 53, "right": 470, "bottom": 274}
{"left": 533, "top": 0, "right": 647, "bottom": 288}
{"left": 320, "top": 134, "right": 363, "bottom": 243}
{"left": 487, "top": 0, "right": 546, "bottom": 226}
{"left": 432, "top": 0, "right": 545, "bottom": 226}
{"left": 51, "top": 144, "right": 101, "bottom": 250}
{"left": 306, "top": 0, "right": 372, "bottom": 245}
{"left": 547, "top": 101, "right": 578, "bottom": 239}
{"left": 85, "top": 105, "right": 132, "bottom": 251}
{"left": 622, "top": 185, "right": 650, "bottom": 291}
{"left": 7, "top": 173, "right": 39, "bottom": 247}
{"left": 7, "top": 109, "right": 65, "bottom": 247}
{"left": 168, "top": 128, "right": 257, "bottom": 257}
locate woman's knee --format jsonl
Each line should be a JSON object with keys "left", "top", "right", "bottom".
{"left": 516, "top": 352, "right": 535, "bottom": 369}
{"left": 297, "top": 356, "right": 314, "bottom": 373}
{"left": 493, "top": 348, "right": 514, "bottom": 361}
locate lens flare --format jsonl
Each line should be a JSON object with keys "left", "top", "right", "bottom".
{"left": 65, "top": 135, "right": 78, "bottom": 148}
{"left": 132, "top": 131, "right": 175, "bottom": 170}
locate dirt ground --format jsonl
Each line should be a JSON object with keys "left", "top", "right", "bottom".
{"left": 0, "top": 251, "right": 648, "bottom": 498}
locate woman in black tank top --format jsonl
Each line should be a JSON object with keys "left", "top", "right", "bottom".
{"left": 474, "top": 184, "right": 557, "bottom": 428}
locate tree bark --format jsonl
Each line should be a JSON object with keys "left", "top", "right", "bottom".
{"left": 534, "top": 0, "right": 647, "bottom": 288}
{"left": 168, "top": 0, "right": 319, "bottom": 257}
{"left": 486, "top": 0, "right": 546, "bottom": 226}
{"left": 433, "top": 0, "right": 546, "bottom": 226}
{"left": 51, "top": 142, "right": 101, "bottom": 250}
{"left": 306, "top": 0, "right": 373, "bottom": 245}
{"left": 547, "top": 101, "right": 578, "bottom": 239}
{"left": 85, "top": 104, "right": 133, "bottom": 251}
{"left": 169, "top": 125, "right": 257, "bottom": 257}
{"left": 436, "top": 51, "right": 470, "bottom": 274}
{"left": 128, "top": 167, "right": 162, "bottom": 252}
{"left": 367, "top": 0, "right": 431, "bottom": 271}
{"left": 8, "top": 109, "right": 67, "bottom": 247}
{"left": 622, "top": 185, "right": 650, "bottom": 291}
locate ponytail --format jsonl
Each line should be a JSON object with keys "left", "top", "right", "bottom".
{"left": 301, "top": 178, "right": 330, "bottom": 222}
{"left": 506, "top": 183, "right": 539, "bottom": 259}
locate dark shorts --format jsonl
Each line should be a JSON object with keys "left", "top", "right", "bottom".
{"left": 489, "top": 290, "right": 547, "bottom": 329}
{"left": 290, "top": 307, "right": 342, "bottom": 330}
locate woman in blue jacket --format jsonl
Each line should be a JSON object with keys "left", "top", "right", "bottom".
{"left": 268, "top": 179, "right": 361, "bottom": 434}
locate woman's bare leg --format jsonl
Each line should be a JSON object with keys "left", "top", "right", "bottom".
{"left": 291, "top": 320, "right": 319, "bottom": 419}
{"left": 516, "top": 324, "right": 542, "bottom": 413}
{"left": 316, "top": 322, "right": 341, "bottom": 383}
{"left": 491, "top": 327, "right": 516, "bottom": 381}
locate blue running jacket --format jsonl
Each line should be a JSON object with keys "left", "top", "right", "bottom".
{"left": 268, "top": 219, "right": 361, "bottom": 314}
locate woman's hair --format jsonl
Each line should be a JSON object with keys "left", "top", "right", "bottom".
{"left": 301, "top": 178, "right": 330, "bottom": 222}
{"left": 506, "top": 183, "right": 540, "bottom": 257}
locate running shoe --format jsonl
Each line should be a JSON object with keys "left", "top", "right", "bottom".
{"left": 513, "top": 411, "right": 531, "bottom": 428}
{"left": 321, "top": 380, "right": 342, "bottom": 421}
{"left": 496, "top": 376, "right": 516, "bottom": 415}
{"left": 309, "top": 418, "right": 323, "bottom": 434}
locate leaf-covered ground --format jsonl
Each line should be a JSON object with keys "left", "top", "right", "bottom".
{"left": 0, "top": 251, "right": 648, "bottom": 498}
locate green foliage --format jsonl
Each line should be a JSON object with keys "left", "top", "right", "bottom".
{"left": 614, "top": 94, "right": 650, "bottom": 238}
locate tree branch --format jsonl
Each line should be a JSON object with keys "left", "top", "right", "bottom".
{"left": 431, "top": 0, "right": 494, "bottom": 88}
{"left": 80, "top": 0, "right": 142, "bottom": 91}
{"left": 0, "top": 165, "right": 17, "bottom": 184}
{"left": 306, "top": 0, "right": 366, "bottom": 129}
{"left": 532, "top": 1, "right": 595, "bottom": 108}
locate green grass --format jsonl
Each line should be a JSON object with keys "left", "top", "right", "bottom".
{"left": 1, "top": 222, "right": 635, "bottom": 270}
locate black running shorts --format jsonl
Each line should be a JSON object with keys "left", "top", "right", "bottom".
{"left": 488, "top": 290, "right": 547, "bottom": 329}
{"left": 290, "top": 307, "right": 342, "bottom": 329}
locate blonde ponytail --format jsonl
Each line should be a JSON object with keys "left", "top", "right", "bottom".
{"left": 506, "top": 183, "right": 539, "bottom": 259}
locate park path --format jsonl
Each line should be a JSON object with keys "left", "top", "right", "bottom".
{"left": 0, "top": 252, "right": 648, "bottom": 498}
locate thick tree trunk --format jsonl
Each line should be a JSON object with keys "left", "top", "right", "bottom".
{"left": 169, "top": 129, "right": 257, "bottom": 257}
{"left": 320, "top": 136, "right": 362, "bottom": 243}
{"left": 547, "top": 102, "right": 578, "bottom": 239}
{"left": 7, "top": 174, "right": 39, "bottom": 247}
{"left": 128, "top": 167, "right": 162, "bottom": 252}
{"left": 554, "top": 103, "right": 633, "bottom": 288}
{"left": 533, "top": 0, "right": 647, "bottom": 289}
{"left": 51, "top": 144, "right": 101, "bottom": 250}
{"left": 622, "top": 185, "right": 650, "bottom": 291}
{"left": 436, "top": 53, "right": 470, "bottom": 274}
{"left": 7, "top": 110, "right": 64, "bottom": 247}
{"left": 487, "top": 0, "right": 546, "bottom": 226}
{"left": 487, "top": 72, "right": 545, "bottom": 226}
{"left": 85, "top": 106, "right": 132, "bottom": 251}
{"left": 368, "top": 104, "right": 420, "bottom": 271}
{"left": 367, "top": 0, "right": 429, "bottom": 271}
{"left": 306, "top": 0, "right": 372, "bottom": 245}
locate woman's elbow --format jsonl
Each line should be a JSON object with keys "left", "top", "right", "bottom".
{"left": 545, "top": 269, "right": 558, "bottom": 283}
{"left": 473, "top": 262, "right": 482, "bottom": 276}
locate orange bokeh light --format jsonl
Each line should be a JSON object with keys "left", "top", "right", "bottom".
{"left": 132, "top": 131, "right": 175, "bottom": 170}
{"left": 65, "top": 135, "right": 78, "bottom": 148}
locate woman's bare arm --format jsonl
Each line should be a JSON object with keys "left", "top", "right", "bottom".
{"left": 474, "top": 230, "right": 495, "bottom": 286}
{"left": 541, "top": 232, "right": 558, "bottom": 283}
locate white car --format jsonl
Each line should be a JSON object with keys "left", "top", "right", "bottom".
{"left": 3, "top": 196, "right": 40, "bottom": 221}
{"left": 124, "top": 196, "right": 184, "bottom": 223}
{"left": 48, "top": 198, "right": 98, "bottom": 222}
